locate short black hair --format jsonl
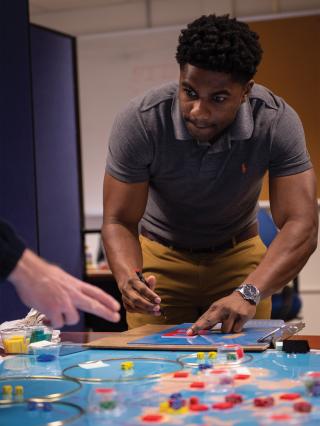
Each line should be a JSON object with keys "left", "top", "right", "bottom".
{"left": 176, "top": 14, "right": 263, "bottom": 84}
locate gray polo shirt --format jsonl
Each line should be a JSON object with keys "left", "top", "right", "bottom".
{"left": 106, "top": 82, "right": 311, "bottom": 248}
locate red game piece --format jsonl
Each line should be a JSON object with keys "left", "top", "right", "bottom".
{"left": 253, "top": 396, "right": 274, "bottom": 407}
{"left": 293, "top": 401, "right": 312, "bottom": 413}
{"left": 141, "top": 414, "right": 164, "bottom": 422}
{"left": 211, "top": 369, "right": 227, "bottom": 374}
{"left": 270, "top": 414, "right": 293, "bottom": 421}
{"left": 189, "top": 396, "right": 199, "bottom": 406}
{"left": 189, "top": 404, "right": 209, "bottom": 411}
{"left": 236, "top": 347, "right": 244, "bottom": 359}
{"left": 234, "top": 373, "right": 250, "bottom": 380}
{"left": 173, "top": 371, "right": 189, "bottom": 378}
{"left": 212, "top": 402, "right": 234, "bottom": 410}
{"left": 190, "top": 381, "right": 205, "bottom": 389}
{"left": 225, "top": 393, "right": 243, "bottom": 404}
{"left": 279, "top": 393, "right": 301, "bottom": 400}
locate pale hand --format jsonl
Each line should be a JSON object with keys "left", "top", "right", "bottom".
{"left": 9, "top": 249, "right": 121, "bottom": 328}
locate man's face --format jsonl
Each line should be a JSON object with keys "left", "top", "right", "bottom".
{"left": 179, "top": 64, "right": 252, "bottom": 143}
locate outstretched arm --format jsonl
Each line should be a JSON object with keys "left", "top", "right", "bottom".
{"left": 8, "top": 249, "right": 121, "bottom": 328}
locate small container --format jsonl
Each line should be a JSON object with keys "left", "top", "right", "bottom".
{"left": 301, "top": 371, "right": 320, "bottom": 397}
{"left": 0, "top": 329, "right": 29, "bottom": 354}
{"left": 217, "top": 344, "right": 244, "bottom": 363}
{"left": 27, "top": 325, "right": 53, "bottom": 343}
{"left": 30, "top": 342, "right": 61, "bottom": 362}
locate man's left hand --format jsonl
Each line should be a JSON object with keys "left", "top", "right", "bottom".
{"left": 186, "top": 291, "right": 257, "bottom": 335}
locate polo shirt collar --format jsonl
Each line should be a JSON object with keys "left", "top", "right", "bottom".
{"left": 171, "top": 91, "right": 254, "bottom": 142}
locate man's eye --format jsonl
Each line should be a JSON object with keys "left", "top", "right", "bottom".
{"left": 184, "top": 88, "right": 197, "bottom": 98}
{"left": 213, "top": 96, "right": 227, "bottom": 103}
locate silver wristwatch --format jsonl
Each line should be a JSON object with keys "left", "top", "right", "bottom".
{"left": 235, "top": 284, "right": 260, "bottom": 305}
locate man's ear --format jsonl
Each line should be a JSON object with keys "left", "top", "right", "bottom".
{"left": 241, "top": 80, "right": 254, "bottom": 103}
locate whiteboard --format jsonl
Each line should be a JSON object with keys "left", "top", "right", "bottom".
{"left": 77, "top": 27, "right": 180, "bottom": 216}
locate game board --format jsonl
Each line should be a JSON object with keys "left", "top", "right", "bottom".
{"left": 128, "top": 320, "right": 286, "bottom": 349}
{"left": 1, "top": 341, "right": 320, "bottom": 425}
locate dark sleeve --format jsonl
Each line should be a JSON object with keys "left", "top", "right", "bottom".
{"left": 0, "top": 219, "right": 26, "bottom": 281}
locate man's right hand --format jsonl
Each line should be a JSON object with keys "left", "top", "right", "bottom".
{"left": 120, "top": 274, "right": 162, "bottom": 315}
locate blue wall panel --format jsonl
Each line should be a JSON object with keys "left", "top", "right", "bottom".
{"left": 0, "top": 0, "right": 38, "bottom": 320}
{"left": 30, "top": 26, "right": 84, "bottom": 281}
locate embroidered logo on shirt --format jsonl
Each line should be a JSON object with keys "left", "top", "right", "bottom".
{"left": 241, "top": 163, "right": 247, "bottom": 174}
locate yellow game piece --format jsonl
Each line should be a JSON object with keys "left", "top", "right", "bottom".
{"left": 159, "top": 401, "right": 170, "bottom": 412}
{"left": 15, "top": 385, "right": 24, "bottom": 395}
{"left": 208, "top": 351, "right": 217, "bottom": 359}
{"left": 2, "top": 385, "right": 13, "bottom": 394}
{"left": 121, "top": 361, "right": 134, "bottom": 370}
{"left": 196, "top": 352, "right": 205, "bottom": 360}
{"left": 3, "top": 336, "right": 28, "bottom": 354}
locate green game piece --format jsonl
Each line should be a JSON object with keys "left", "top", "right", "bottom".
{"left": 227, "top": 353, "right": 237, "bottom": 361}
{"left": 99, "top": 400, "right": 117, "bottom": 410}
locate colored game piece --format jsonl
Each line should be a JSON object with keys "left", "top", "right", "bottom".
{"left": 301, "top": 371, "right": 320, "bottom": 396}
{"left": 212, "top": 402, "right": 234, "bottom": 410}
{"left": 2, "top": 385, "right": 13, "bottom": 394}
{"left": 36, "top": 354, "right": 56, "bottom": 362}
{"left": 189, "top": 396, "right": 199, "bottom": 406}
{"left": 208, "top": 351, "right": 217, "bottom": 359}
{"left": 198, "top": 362, "right": 212, "bottom": 370}
{"left": 100, "top": 400, "right": 117, "bottom": 410}
{"left": 270, "top": 414, "right": 293, "bottom": 421}
{"left": 226, "top": 353, "right": 237, "bottom": 361}
{"left": 189, "top": 403, "right": 209, "bottom": 412}
{"left": 234, "top": 373, "right": 250, "bottom": 380}
{"left": 293, "top": 401, "right": 312, "bottom": 413}
{"left": 43, "top": 402, "right": 53, "bottom": 412}
{"left": 219, "top": 376, "right": 234, "bottom": 385}
{"left": 14, "top": 385, "right": 24, "bottom": 395}
{"left": 159, "top": 401, "right": 170, "bottom": 412}
{"left": 141, "top": 414, "right": 164, "bottom": 422}
{"left": 197, "top": 352, "right": 205, "bottom": 360}
{"left": 279, "top": 392, "right": 301, "bottom": 400}
{"left": 169, "top": 398, "right": 185, "bottom": 410}
{"left": 254, "top": 396, "right": 274, "bottom": 407}
{"left": 190, "top": 381, "right": 205, "bottom": 389}
{"left": 225, "top": 393, "right": 243, "bottom": 404}
{"left": 121, "top": 361, "right": 134, "bottom": 370}
{"left": 173, "top": 371, "right": 189, "bottom": 378}
{"left": 170, "top": 392, "right": 182, "bottom": 399}
{"left": 27, "top": 401, "right": 37, "bottom": 411}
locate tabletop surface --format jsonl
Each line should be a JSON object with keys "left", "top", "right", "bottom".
{"left": 1, "top": 330, "right": 320, "bottom": 425}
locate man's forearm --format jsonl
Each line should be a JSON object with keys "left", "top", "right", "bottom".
{"left": 102, "top": 222, "right": 143, "bottom": 288}
{"left": 245, "top": 219, "right": 318, "bottom": 298}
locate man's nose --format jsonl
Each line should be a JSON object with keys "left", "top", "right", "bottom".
{"left": 190, "top": 100, "right": 212, "bottom": 121}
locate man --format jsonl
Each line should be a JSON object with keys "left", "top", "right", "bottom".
{"left": 102, "top": 15, "right": 318, "bottom": 335}
{"left": 1, "top": 219, "right": 120, "bottom": 328}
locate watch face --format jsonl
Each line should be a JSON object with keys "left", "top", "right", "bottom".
{"left": 239, "top": 284, "right": 260, "bottom": 304}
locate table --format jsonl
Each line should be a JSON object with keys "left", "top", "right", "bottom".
{"left": 1, "top": 331, "right": 320, "bottom": 425}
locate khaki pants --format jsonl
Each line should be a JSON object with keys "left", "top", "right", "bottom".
{"left": 127, "top": 234, "right": 272, "bottom": 329}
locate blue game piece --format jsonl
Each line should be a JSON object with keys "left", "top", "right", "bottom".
{"left": 170, "top": 392, "right": 182, "bottom": 400}
{"left": 312, "top": 383, "right": 320, "bottom": 397}
{"left": 171, "top": 399, "right": 184, "bottom": 410}
{"left": 43, "top": 402, "right": 53, "bottom": 411}
{"left": 198, "top": 363, "right": 212, "bottom": 370}
{"left": 27, "top": 401, "right": 37, "bottom": 411}
{"left": 36, "top": 354, "right": 56, "bottom": 362}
